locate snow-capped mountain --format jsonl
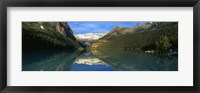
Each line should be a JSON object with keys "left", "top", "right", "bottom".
{"left": 75, "top": 33, "right": 107, "bottom": 46}
{"left": 75, "top": 33, "right": 107, "bottom": 40}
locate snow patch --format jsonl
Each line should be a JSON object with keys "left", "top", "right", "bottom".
{"left": 40, "top": 25, "right": 45, "bottom": 29}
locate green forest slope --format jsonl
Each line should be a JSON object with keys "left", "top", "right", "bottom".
{"left": 22, "top": 22, "right": 85, "bottom": 52}
{"left": 93, "top": 22, "right": 178, "bottom": 53}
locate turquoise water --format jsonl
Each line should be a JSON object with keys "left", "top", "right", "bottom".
{"left": 22, "top": 50, "right": 178, "bottom": 71}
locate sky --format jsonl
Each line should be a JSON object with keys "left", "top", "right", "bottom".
{"left": 68, "top": 22, "right": 147, "bottom": 35}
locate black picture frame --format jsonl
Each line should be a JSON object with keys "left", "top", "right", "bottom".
{"left": 0, "top": 0, "right": 199, "bottom": 93}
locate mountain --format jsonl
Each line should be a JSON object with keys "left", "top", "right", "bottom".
{"left": 75, "top": 33, "right": 106, "bottom": 46}
{"left": 101, "top": 23, "right": 143, "bottom": 39}
{"left": 76, "top": 33, "right": 106, "bottom": 41}
{"left": 22, "top": 22, "right": 84, "bottom": 51}
{"left": 131, "top": 23, "right": 142, "bottom": 30}
{"left": 92, "top": 22, "right": 178, "bottom": 54}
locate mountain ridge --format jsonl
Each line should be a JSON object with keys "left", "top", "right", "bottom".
{"left": 101, "top": 23, "right": 144, "bottom": 39}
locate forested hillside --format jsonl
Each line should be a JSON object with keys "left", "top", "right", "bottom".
{"left": 93, "top": 22, "right": 178, "bottom": 53}
{"left": 22, "top": 22, "right": 85, "bottom": 52}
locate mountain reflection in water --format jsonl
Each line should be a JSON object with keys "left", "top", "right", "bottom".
{"left": 70, "top": 52, "right": 113, "bottom": 71}
{"left": 22, "top": 50, "right": 178, "bottom": 71}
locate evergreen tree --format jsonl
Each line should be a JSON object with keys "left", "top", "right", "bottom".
{"left": 156, "top": 35, "right": 172, "bottom": 52}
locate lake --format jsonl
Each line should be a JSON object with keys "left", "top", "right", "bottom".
{"left": 22, "top": 50, "right": 178, "bottom": 71}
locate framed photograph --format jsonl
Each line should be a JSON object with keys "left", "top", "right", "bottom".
{"left": 0, "top": 0, "right": 199, "bottom": 93}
